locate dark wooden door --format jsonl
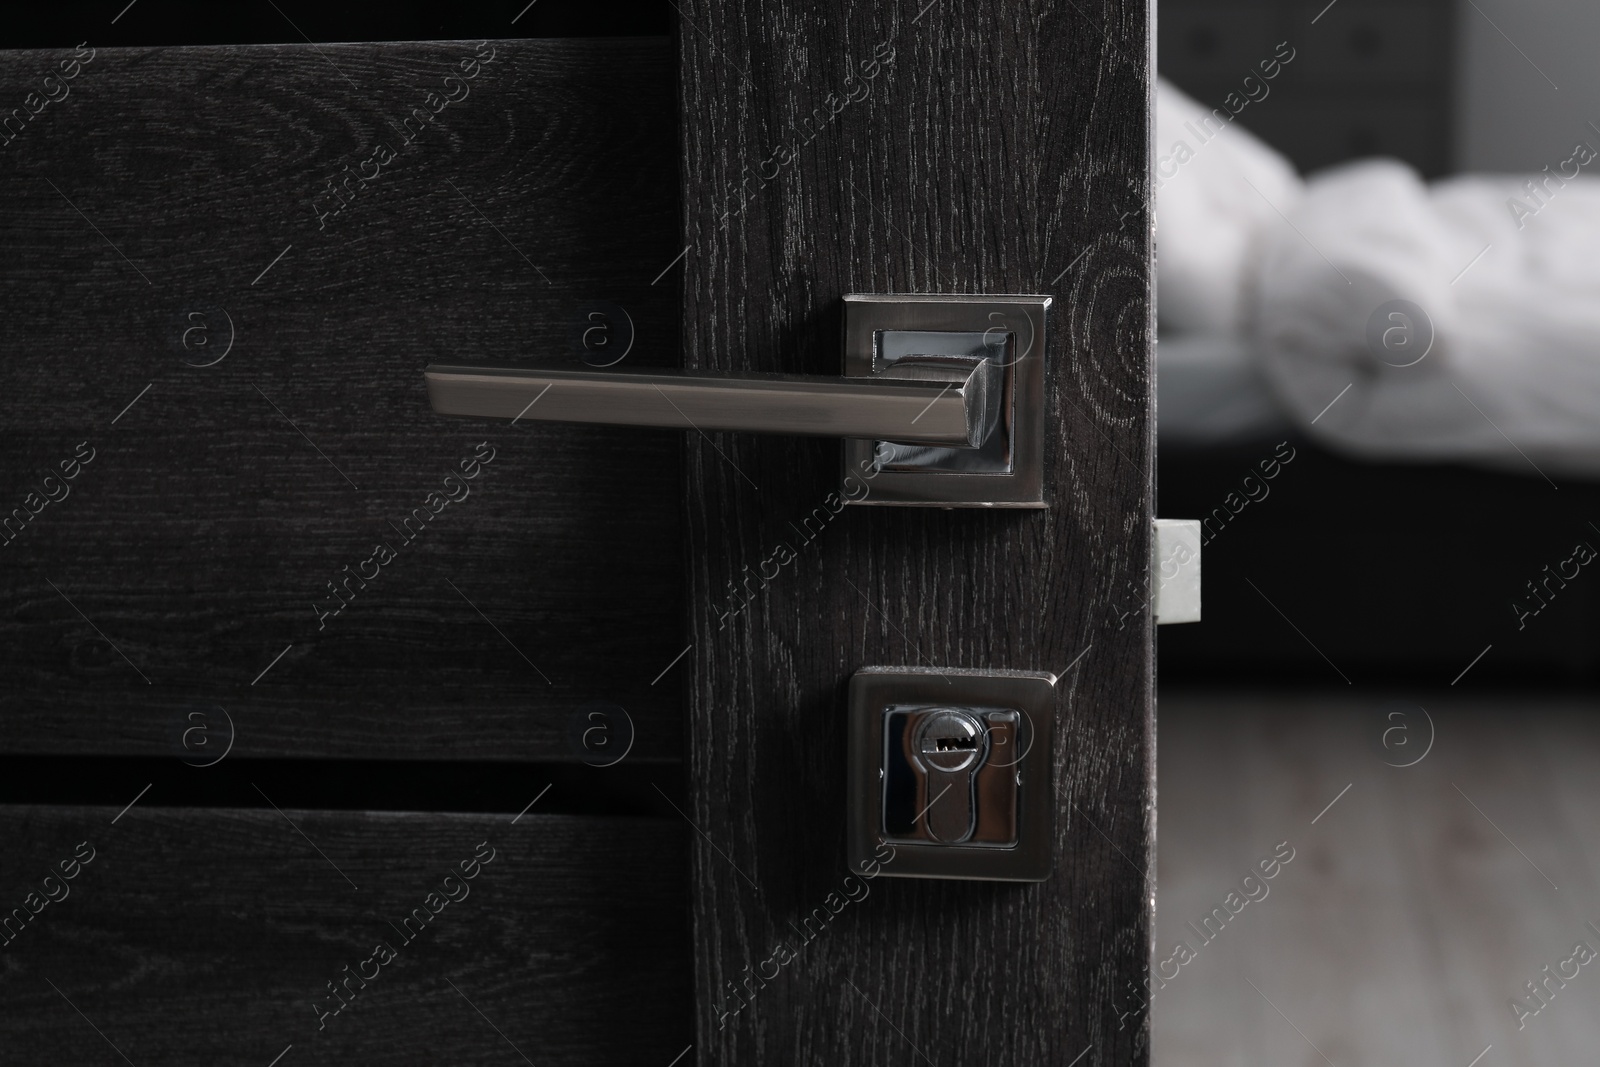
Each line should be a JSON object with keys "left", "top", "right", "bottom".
{"left": 677, "top": 4, "right": 1153, "bottom": 1063}
{"left": 0, "top": 4, "right": 1151, "bottom": 1065}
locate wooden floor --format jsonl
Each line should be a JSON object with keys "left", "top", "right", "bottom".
{"left": 1156, "top": 691, "right": 1600, "bottom": 1067}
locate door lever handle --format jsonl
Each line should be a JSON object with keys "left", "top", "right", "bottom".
{"left": 422, "top": 293, "right": 1050, "bottom": 508}
{"left": 424, "top": 360, "right": 1001, "bottom": 449}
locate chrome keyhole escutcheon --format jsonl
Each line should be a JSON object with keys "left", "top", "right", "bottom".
{"left": 849, "top": 668, "right": 1057, "bottom": 882}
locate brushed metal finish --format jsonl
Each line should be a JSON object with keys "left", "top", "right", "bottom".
{"left": 842, "top": 294, "right": 1051, "bottom": 508}
{"left": 847, "top": 667, "right": 1059, "bottom": 883}
{"left": 424, "top": 364, "right": 993, "bottom": 448}
{"left": 422, "top": 292, "right": 1048, "bottom": 507}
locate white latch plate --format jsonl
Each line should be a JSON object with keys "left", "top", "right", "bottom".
{"left": 1153, "top": 519, "right": 1201, "bottom": 625}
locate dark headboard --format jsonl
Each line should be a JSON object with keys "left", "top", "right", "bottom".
{"left": 1159, "top": 442, "right": 1600, "bottom": 688}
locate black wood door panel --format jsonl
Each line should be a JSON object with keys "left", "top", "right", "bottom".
{"left": 0, "top": 805, "right": 690, "bottom": 1065}
{"left": 0, "top": 39, "right": 684, "bottom": 762}
{"left": 0, "top": 12, "right": 1156, "bottom": 1063}
{"left": 677, "top": 3, "right": 1152, "bottom": 1063}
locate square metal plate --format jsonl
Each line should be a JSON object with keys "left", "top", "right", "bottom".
{"left": 846, "top": 666, "right": 1059, "bottom": 882}
{"left": 842, "top": 294, "right": 1050, "bottom": 508}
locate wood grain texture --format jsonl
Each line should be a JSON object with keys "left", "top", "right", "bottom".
{"left": 676, "top": 4, "right": 1153, "bottom": 1064}
{"left": 0, "top": 39, "right": 684, "bottom": 761}
{"left": 0, "top": 805, "right": 691, "bottom": 1065}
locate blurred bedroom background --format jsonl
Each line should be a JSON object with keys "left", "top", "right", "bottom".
{"left": 1156, "top": 1, "right": 1600, "bottom": 1064}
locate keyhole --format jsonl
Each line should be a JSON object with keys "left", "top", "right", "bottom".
{"left": 914, "top": 710, "right": 991, "bottom": 843}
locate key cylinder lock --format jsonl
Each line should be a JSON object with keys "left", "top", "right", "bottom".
{"left": 848, "top": 668, "right": 1058, "bottom": 882}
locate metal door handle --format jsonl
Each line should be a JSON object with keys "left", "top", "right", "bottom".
{"left": 424, "top": 360, "right": 1001, "bottom": 449}
{"left": 422, "top": 293, "right": 1051, "bottom": 508}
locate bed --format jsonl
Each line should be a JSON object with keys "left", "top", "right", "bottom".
{"left": 1155, "top": 79, "right": 1600, "bottom": 685}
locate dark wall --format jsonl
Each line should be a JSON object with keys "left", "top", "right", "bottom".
{"left": 1159, "top": 0, "right": 1455, "bottom": 178}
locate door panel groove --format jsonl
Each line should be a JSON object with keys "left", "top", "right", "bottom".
{"left": 0, "top": 756, "right": 686, "bottom": 814}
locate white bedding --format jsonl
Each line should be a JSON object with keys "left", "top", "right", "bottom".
{"left": 1157, "top": 79, "right": 1600, "bottom": 476}
{"left": 1157, "top": 334, "right": 1287, "bottom": 446}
